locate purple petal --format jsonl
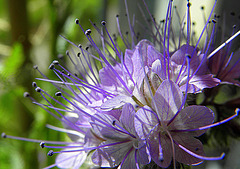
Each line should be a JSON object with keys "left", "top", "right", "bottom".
{"left": 173, "top": 133, "right": 205, "bottom": 165}
{"left": 153, "top": 80, "right": 183, "bottom": 121}
{"left": 56, "top": 150, "right": 87, "bottom": 169}
{"left": 103, "top": 140, "right": 133, "bottom": 165}
{"left": 101, "top": 95, "right": 135, "bottom": 111}
{"left": 148, "top": 132, "right": 172, "bottom": 168}
{"left": 124, "top": 49, "right": 134, "bottom": 75}
{"left": 92, "top": 148, "right": 114, "bottom": 167}
{"left": 168, "top": 105, "right": 214, "bottom": 136}
{"left": 171, "top": 45, "right": 196, "bottom": 65}
{"left": 152, "top": 59, "right": 166, "bottom": 80}
{"left": 147, "top": 45, "right": 163, "bottom": 66}
{"left": 120, "top": 103, "right": 137, "bottom": 135}
{"left": 91, "top": 113, "right": 128, "bottom": 140}
{"left": 183, "top": 74, "right": 220, "bottom": 93}
{"left": 134, "top": 106, "right": 158, "bottom": 139}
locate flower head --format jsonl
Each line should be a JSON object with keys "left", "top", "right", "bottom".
{"left": 2, "top": 0, "right": 240, "bottom": 169}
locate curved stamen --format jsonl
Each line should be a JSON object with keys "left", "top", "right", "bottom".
{"left": 177, "top": 142, "right": 225, "bottom": 161}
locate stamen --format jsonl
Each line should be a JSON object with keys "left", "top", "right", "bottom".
{"left": 207, "top": 30, "right": 240, "bottom": 59}
{"left": 178, "top": 143, "right": 225, "bottom": 161}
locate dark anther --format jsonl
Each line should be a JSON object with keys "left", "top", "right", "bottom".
{"left": 230, "top": 12, "right": 235, "bottom": 16}
{"left": 32, "top": 82, "right": 37, "bottom": 88}
{"left": 78, "top": 44, "right": 82, "bottom": 48}
{"left": 174, "top": 5, "right": 176, "bottom": 9}
{"left": 66, "top": 50, "right": 69, "bottom": 56}
{"left": 1, "top": 133, "right": 7, "bottom": 138}
{"left": 212, "top": 19, "right": 217, "bottom": 24}
{"left": 61, "top": 70, "right": 65, "bottom": 73}
{"left": 233, "top": 25, "right": 236, "bottom": 28}
{"left": 112, "top": 120, "right": 116, "bottom": 125}
{"left": 125, "top": 31, "right": 128, "bottom": 35}
{"left": 52, "top": 60, "right": 59, "bottom": 65}
{"left": 159, "top": 157, "right": 164, "bottom": 162}
{"left": 33, "top": 65, "right": 38, "bottom": 69}
{"left": 24, "top": 92, "right": 30, "bottom": 97}
{"left": 55, "top": 92, "right": 62, "bottom": 97}
{"left": 35, "top": 87, "right": 41, "bottom": 92}
{"left": 85, "top": 29, "right": 91, "bottom": 36}
{"left": 57, "top": 54, "right": 64, "bottom": 60}
{"left": 116, "top": 14, "right": 119, "bottom": 17}
{"left": 74, "top": 73, "right": 78, "bottom": 77}
{"left": 192, "top": 22, "right": 196, "bottom": 25}
{"left": 187, "top": 2, "right": 191, "bottom": 7}
{"left": 101, "top": 21, "right": 106, "bottom": 26}
{"left": 135, "top": 105, "right": 139, "bottom": 109}
{"left": 48, "top": 64, "right": 54, "bottom": 70}
{"left": 48, "top": 150, "right": 54, "bottom": 156}
{"left": 40, "top": 142, "right": 45, "bottom": 148}
{"left": 160, "top": 19, "right": 165, "bottom": 23}
{"left": 201, "top": 6, "right": 204, "bottom": 10}
{"left": 186, "top": 54, "right": 191, "bottom": 59}
{"left": 75, "top": 19, "right": 79, "bottom": 24}
{"left": 86, "top": 46, "right": 89, "bottom": 50}
{"left": 77, "top": 52, "right": 81, "bottom": 57}
{"left": 67, "top": 73, "right": 71, "bottom": 77}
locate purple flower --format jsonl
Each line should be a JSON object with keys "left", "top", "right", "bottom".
{"left": 134, "top": 79, "right": 238, "bottom": 168}
{"left": 2, "top": 0, "right": 240, "bottom": 168}
{"left": 208, "top": 48, "right": 240, "bottom": 86}
{"left": 91, "top": 103, "right": 150, "bottom": 168}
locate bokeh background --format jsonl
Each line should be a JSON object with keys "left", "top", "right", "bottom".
{"left": 0, "top": 0, "right": 239, "bottom": 168}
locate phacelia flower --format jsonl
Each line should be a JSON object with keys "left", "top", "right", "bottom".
{"left": 134, "top": 79, "right": 238, "bottom": 168}
{"left": 2, "top": 0, "right": 240, "bottom": 169}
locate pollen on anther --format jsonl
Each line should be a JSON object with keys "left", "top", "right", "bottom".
{"left": 32, "top": 82, "right": 37, "bottom": 88}
{"left": 55, "top": 92, "right": 62, "bottom": 97}
{"left": 101, "top": 21, "right": 106, "bottom": 26}
{"left": 35, "top": 87, "right": 41, "bottom": 93}
{"left": 48, "top": 150, "right": 54, "bottom": 156}
{"left": 24, "top": 92, "right": 30, "bottom": 97}
{"left": 33, "top": 65, "right": 38, "bottom": 69}
{"left": 85, "top": 29, "right": 92, "bottom": 36}
{"left": 75, "top": 19, "right": 79, "bottom": 24}
{"left": 48, "top": 64, "right": 55, "bottom": 70}
{"left": 40, "top": 142, "right": 45, "bottom": 148}
{"left": 1, "top": 133, "right": 7, "bottom": 138}
{"left": 112, "top": 120, "right": 116, "bottom": 125}
{"left": 212, "top": 19, "right": 217, "bottom": 24}
{"left": 52, "top": 60, "right": 59, "bottom": 65}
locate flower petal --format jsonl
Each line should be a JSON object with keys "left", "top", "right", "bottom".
{"left": 120, "top": 103, "right": 137, "bottom": 135}
{"left": 173, "top": 133, "right": 205, "bottom": 165}
{"left": 135, "top": 106, "right": 158, "bottom": 139}
{"left": 153, "top": 80, "right": 183, "bottom": 121}
{"left": 56, "top": 149, "right": 87, "bottom": 169}
{"left": 169, "top": 105, "right": 214, "bottom": 136}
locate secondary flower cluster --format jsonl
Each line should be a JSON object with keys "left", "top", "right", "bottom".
{"left": 2, "top": 0, "right": 240, "bottom": 169}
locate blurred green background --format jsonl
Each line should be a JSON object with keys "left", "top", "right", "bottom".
{"left": 0, "top": 0, "right": 119, "bottom": 168}
{"left": 0, "top": 0, "right": 239, "bottom": 169}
